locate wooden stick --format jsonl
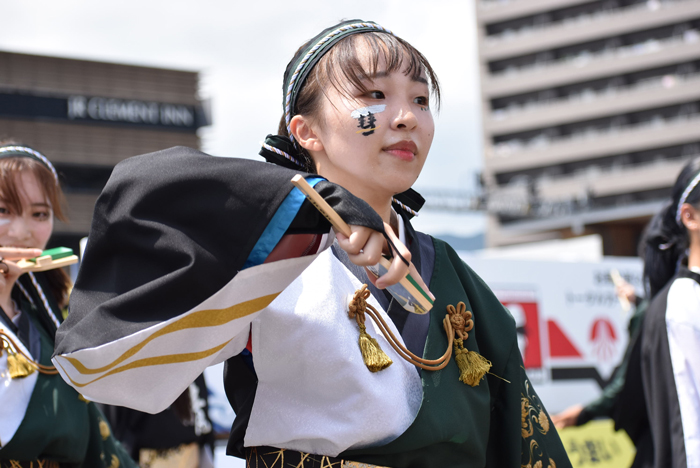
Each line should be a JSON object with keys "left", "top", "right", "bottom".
{"left": 16, "top": 255, "right": 79, "bottom": 273}
{"left": 610, "top": 269, "right": 631, "bottom": 312}
{"left": 291, "top": 175, "right": 433, "bottom": 314}
{"left": 291, "top": 175, "right": 352, "bottom": 236}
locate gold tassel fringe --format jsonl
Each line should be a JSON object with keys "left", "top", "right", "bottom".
{"left": 1, "top": 330, "right": 58, "bottom": 378}
{"left": 454, "top": 339, "right": 491, "bottom": 387}
{"left": 358, "top": 326, "right": 393, "bottom": 372}
{"left": 8, "top": 351, "right": 36, "bottom": 379}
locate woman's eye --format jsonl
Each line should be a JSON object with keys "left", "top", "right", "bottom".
{"left": 414, "top": 96, "right": 429, "bottom": 107}
{"left": 367, "top": 90, "right": 385, "bottom": 100}
{"left": 0, "top": 207, "right": 9, "bottom": 215}
{"left": 33, "top": 211, "right": 50, "bottom": 220}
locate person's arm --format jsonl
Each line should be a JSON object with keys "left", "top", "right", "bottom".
{"left": 53, "top": 147, "right": 402, "bottom": 413}
{"left": 576, "top": 367, "right": 628, "bottom": 424}
{"left": 553, "top": 299, "right": 649, "bottom": 428}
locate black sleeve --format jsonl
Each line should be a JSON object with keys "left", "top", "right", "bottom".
{"left": 55, "top": 146, "right": 383, "bottom": 356}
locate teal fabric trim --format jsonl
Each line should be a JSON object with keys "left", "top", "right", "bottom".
{"left": 243, "top": 177, "right": 323, "bottom": 269}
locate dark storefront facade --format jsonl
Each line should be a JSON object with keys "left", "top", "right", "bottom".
{"left": 0, "top": 51, "right": 209, "bottom": 254}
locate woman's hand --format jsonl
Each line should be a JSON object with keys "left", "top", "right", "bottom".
{"left": 0, "top": 247, "right": 43, "bottom": 289}
{"left": 551, "top": 404, "right": 584, "bottom": 429}
{"left": 335, "top": 222, "right": 412, "bottom": 289}
{"left": 615, "top": 280, "right": 637, "bottom": 305}
{"left": 0, "top": 247, "right": 43, "bottom": 318}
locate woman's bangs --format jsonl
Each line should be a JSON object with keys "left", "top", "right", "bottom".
{"left": 0, "top": 158, "right": 65, "bottom": 221}
{"left": 321, "top": 32, "right": 440, "bottom": 108}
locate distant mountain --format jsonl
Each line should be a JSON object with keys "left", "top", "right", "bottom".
{"left": 434, "top": 232, "right": 484, "bottom": 251}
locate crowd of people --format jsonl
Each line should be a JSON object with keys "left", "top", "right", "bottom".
{"left": 0, "top": 18, "right": 697, "bottom": 468}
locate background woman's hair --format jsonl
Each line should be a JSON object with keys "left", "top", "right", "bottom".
{"left": 0, "top": 139, "right": 71, "bottom": 307}
{"left": 643, "top": 157, "right": 700, "bottom": 297}
{"left": 278, "top": 31, "right": 442, "bottom": 173}
{"left": 0, "top": 157, "right": 66, "bottom": 222}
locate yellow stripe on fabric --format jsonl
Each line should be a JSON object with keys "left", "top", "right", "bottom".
{"left": 60, "top": 341, "right": 231, "bottom": 388}
{"left": 64, "top": 292, "right": 279, "bottom": 375}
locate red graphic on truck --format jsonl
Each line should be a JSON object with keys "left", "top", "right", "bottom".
{"left": 547, "top": 319, "right": 582, "bottom": 358}
{"left": 590, "top": 318, "right": 617, "bottom": 362}
{"left": 498, "top": 290, "right": 620, "bottom": 389}
{"left": 502, "top": 299, "right": 542, "bottom": 369}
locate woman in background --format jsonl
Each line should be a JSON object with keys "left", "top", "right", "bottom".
{"left": 621, "top": 157, "right": 700, "bottom": 468}
{"left": 0, "top": 142, "right": 135, "bottom": 467}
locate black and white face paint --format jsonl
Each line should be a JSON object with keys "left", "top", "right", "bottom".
{"left": 351, "top": 105, "right": 385, "bottom": 136}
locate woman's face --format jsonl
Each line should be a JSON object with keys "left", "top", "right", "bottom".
{"left": 0, "top": 171, "right": 54, "bottom": 250}
{"left": 305, "top": 42, "right": 435, "bottom": 204}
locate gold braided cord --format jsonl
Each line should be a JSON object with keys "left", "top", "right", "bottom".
{"left": 0, "top": 329, "right": 58, "bottom": 375}
{"left": 365, "top": 301, "right": 453, "bottom": 370}
{"left": 349, "top": 286, "right": 453, "bottom": 371}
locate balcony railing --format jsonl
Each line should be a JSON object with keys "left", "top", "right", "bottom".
{"left": 487, "top": 155, "right": 697, "bottom": 220}
{"left": 484, "top": 0, "right": 687, "bottom": 45}
{"left": 490, "top": 71, "right": 700, "bottom": 121}
{"left": 493, "top": 110, "right": 700, "bottom": 157}
{"left": 490, "top": 28, "right": 700, "bottom": 79}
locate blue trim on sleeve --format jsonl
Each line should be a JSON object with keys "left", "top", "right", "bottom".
{"left": 243, "top": 177, "right": 324, "bottom": 269}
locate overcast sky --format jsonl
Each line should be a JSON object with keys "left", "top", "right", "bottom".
{"left": 1, "top": 0, "right": 486, "bottom": 236}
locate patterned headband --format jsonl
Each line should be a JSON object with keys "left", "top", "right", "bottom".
{"left": 0, "top": 146, "right": 59, "bottom": 185}
{"left": 676, "top": 170, "right": 700, "bottom": 226}
{"left": 283, "top": 20, "right": 392, "bottom": 142}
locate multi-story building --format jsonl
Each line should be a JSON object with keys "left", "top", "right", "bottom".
{"left": 475, "top": 0, "right": 700, "bottom": 255}
{"left": 0, "top": 51, "right": 209, "bottom": 253}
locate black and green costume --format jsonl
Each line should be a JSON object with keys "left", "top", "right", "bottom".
{"left": 0, "top": 273, "right": 136, "bottom": 468}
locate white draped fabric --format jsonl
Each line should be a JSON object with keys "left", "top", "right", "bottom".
{"left": 667, "top": 278, "right": 700, "bottom": 468}
{"left": 52, "top": 251, "right": 324, "bottom": 413}
{"left": 246, "top": 250, "right": 422, "bottom": 456}
{"left": 53, "top": 237, "right": 423, "bottom": 455}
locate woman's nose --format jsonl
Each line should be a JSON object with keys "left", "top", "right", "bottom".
{"left": 7, "top": 216, "right": 31, "bottom": 240}
{"left": 391, "top": 105, "right": 418, "bottom": 130}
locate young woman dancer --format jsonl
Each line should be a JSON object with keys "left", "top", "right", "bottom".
{"left": 0, "top": 143, "right": 135, "bottom": 467}
{"left": 616, "top": 158, "right": 700, "bottom": 468}
{"left": 54, "top": 20, "right": 571, "bottom": 468}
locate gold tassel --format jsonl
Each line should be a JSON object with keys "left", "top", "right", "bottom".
{"left": 99, "top": 419, "right": 112, "bottom": 440}
{"left": 358, "top": 325, "right": 392, "bottom": 372}
{"left": 107, "top": 454, "right": 120, "bottom": 468}
{"left": 8, "top": 350, "right": 36, "bottom": 379}
{"left": 454, "top": 339, "right": 491, "bottom": 387}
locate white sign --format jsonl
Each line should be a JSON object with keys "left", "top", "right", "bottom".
{"left": 460, "top": 254, "right": 643, "bottom": 413}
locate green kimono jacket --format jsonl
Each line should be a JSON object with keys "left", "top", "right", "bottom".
{"left": 343, "top": 238, "right": 571, "bottom": 468}
{"left": 0, "top": 273, "right": 136, "bottom": 467}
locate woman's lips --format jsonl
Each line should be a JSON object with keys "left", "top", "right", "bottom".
{"left": 384, "top": 141, "right": 417, "bottom": 161}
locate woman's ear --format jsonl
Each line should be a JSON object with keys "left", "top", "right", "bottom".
{"left": 290, "top": 115, "right": 324, "bottom": 153}
{"left": 680, "top": 203, "right": 700, "bottom": 232}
